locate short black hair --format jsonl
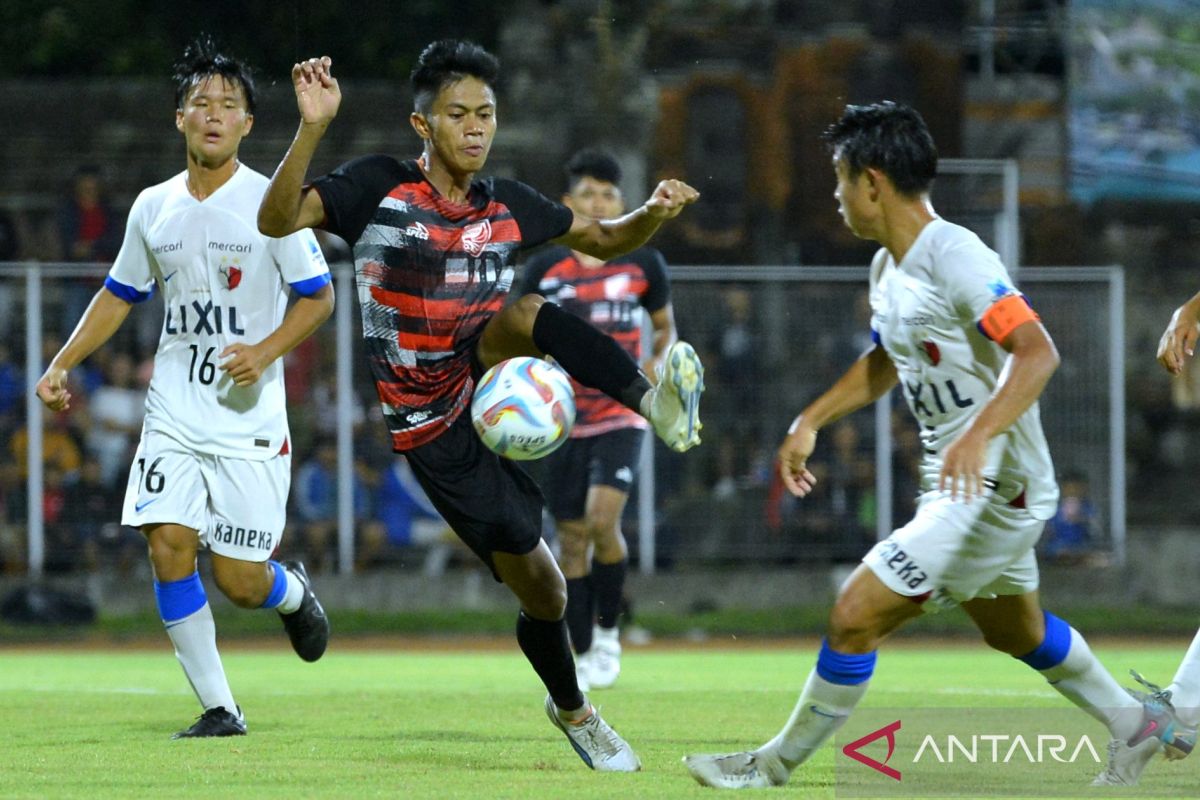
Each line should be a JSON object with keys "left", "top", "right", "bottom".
{"left": 173, "top": 34, "right": 257, "bottom": 115}
{"left": 822, "top": 101, "right": 937, "bottom": 195}
{"left": 565, "top": 148, "right": 623, "bottom": 191}
{"left": 410, "top": 39, "right": 500, "bottom": 114}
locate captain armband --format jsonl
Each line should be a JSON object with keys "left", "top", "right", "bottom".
{"left": 979, "top": 294, "right": 1039, "bottom": 343}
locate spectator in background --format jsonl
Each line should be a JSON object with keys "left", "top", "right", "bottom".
{"left": 0, "top": 208, "right": 20, "bottom": 339}
{"left": 56, "top": 165, "right": 122, "bottom": 337}
{"left": 85, "top": 351, "right": 146, "bottom": 486}
{"left": 292, "top": 437, "right": 369, "bottom": 572}
{"left": 1042, "top": 469, "right": 1102, "bottom": 566}
{"left": 57, "top": 165, "right": 121, "bottom": 264}
{"left": 359, "top": 456, "right": 456, "bottom": 574}
{"left": 0, "top": 341, "right": 23, "bottom": 437}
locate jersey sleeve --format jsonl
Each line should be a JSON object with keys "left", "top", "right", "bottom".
{"left": 516, "top": 249, "right": 557, "bottom": 295}
{"left": 939, "top": 237, "right": 1026, "bottom": 332}
{"left": 490, "top": 179, "right": 573, "bottom": 248}
{"left": 105, "top": 190, "right": 156, "bottom": 303}
{"left": 634, "top": 248, "right": 670, "bottom": 312}
{"left": 270, "top": 228, "right": 332, "bottom": 297}
{"left": 309, "top": 154, "right": 412, "bottom": 247}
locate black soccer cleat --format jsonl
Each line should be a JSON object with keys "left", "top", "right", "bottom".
{"left": 278, "top": 560, "right": 329, "bottom": 662}
{"left": 172, "top": 706, "right": 246, "bottom": 739}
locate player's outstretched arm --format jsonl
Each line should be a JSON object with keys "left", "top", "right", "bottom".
{"left": 258, "top": 57, "right": 340, "bottom": 237}
{"left": 778, "top": 345, "right": 897, "bottom": 497}
{"left": 555, "top": 179, "right": 699, "bottom": 260}
{"left": 219, "top": 283, "right": 334, "bottom": 387}
{"left": 938, "top": 320, "right": 1059, "bottom": 500}
{"left": 36, "top": 288, "right": 133, "bottom": 411}
{"left": 1157, "top": 292, "right": 1200, "bottom": 376}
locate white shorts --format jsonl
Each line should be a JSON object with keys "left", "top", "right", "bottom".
{"left": 121, "top": 430, "right": 291, "bottom": 562}
{"left": 862, "top": 489, "right": 1043, "bottom": 613}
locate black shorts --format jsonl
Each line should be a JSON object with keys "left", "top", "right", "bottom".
{"left": 403, "top": 410, "right": 544, "bottom": 575}
{"left": 541, "top": 427, "right": 646, "bottom": 521}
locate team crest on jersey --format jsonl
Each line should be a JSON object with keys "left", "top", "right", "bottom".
{"left": 921, "top": 340, "right": 941, "bottom": 366}
{"left": 461, "top": 219, "right": 492, "bottom": 255}
{"left": 219, "top": 264, "right": 243, "bottom": 290}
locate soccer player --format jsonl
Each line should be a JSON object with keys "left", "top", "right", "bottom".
{"left": 35, "top": 38, "right": 332, "bottom": 739}
{"left": 257, "top": 41, "right": 704, "bottom": 772}
{"left": 518, "top": 149, "right": 679, "bottom": 690}
{"left": 683, "top": 101, "right": 1180, "bottom": 789}
{"left": 1111, "top": 297, "right": 1200, "bottom": 764}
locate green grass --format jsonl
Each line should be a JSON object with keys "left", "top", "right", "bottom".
{"left": 0, "top": 640, "right": 1196, "bottom": 798}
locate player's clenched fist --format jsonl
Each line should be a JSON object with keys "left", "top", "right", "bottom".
{"left": 293, "top": 56, "right": 341, "bottom": 127}
{"left": 643, "top": 179, "right": 699, "bottom": 220}
{"left": 36, "top": 366, "right": 72, "bottom": 412}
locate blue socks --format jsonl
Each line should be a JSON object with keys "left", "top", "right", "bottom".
{"left": 1017, "top": 610, "right": 1072, "bottom": 670}
{"left": 816, "top": 639, "right": 877, "bottom": 685}
{"left": 154, "top": 571, "right": 207, "bottom": 625}
{"left": 259, "top": 561, "right": 288, "bottom": 610}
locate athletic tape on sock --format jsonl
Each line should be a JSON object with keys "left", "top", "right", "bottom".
{"left": 154, "top": 571, "right": 207, "bottom": 623}
{"left": 815, "top": 639, "right": 877, "bottom": 685}
{"left": 1017, "top": 610, "right": 1072, "bottom": 670}
{"left": 260, "top": 561, "right": 288, "bottom": 609}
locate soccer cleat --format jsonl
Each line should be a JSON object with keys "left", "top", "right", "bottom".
{"left": 171, "top": 706, "right": 246, "bottom": 739}
{"left": 1126, "top": 670, "right": 1197, "bottom": 760}
{"left": 1091, "top": 738, "right": 1160, "bottom": 786}
{"left": 574, "top": 651, "right": 592, "bottom": 693}
{"left": 648, "top": 341, "right": 704, "bottom": 453}
{"left": 278, "top": 560, "right": 329, "bottom": 662}
{"left": 586, "top": 633, "right": 621, "bottom": 690}
{"left": 682, "top": 750, "right": 789, "bottom": 789}
{"left": 544, "top": 695, "right": 642, "bottom": 772}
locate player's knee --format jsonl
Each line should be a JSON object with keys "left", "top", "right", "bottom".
{"left": 510, "top": 292, "right": 545, "bottom": 328}
{"left": 827, "top": 598, "right": 881, "bottom": 652}
{"left": 528, "top": 567, "right": 568, "bottom": 619}
{"left": 587, "top": 520, "right": 625, "bottom": 561}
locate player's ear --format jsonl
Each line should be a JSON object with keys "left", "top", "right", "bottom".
{"left": 864, "top": 167, "right": 885, "bottom": 200}
{"left": 410, "top": 111, "right": 431, "bottom": 140}
{"left": 241, "top": 112, "right": 254, "bottom": 137}
{"left": 175, "top": 109, "right": 185, "bottom": 134}
{"left": 561, "top": 193, "right": 575, "bottom": 212}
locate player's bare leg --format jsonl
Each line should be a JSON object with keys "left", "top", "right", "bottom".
{"left": 212, "top": 553, "right": 328, "bottom": 662}
{"left": 963, "top": 592, "right": 1166, "bottom": 786}
{"left": 685, "top": 566, "right": 919, "bottom": 788}
{"left": 494, "top": 541, "right": 640, "bottom": 771}
{"left": 144, "top": 523, "right": 243, "bottom": 738}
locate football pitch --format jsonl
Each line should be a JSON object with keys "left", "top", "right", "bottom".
{"left": 1, "top": 638, "right": 1195, "bottom": 799}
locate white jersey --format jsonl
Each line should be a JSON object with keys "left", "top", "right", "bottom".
{"left": 107, "top": 165, "right": 330, "bottom": 460}
{"left": 869, "top": 218, "right": 1058, "bottom": 519}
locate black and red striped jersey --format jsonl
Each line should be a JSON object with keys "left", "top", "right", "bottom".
{"left": 519, "top": 245, "right": 669, "bottom": 436}
{"left": 311, "top": 155, "right": 573, "bottom": 451}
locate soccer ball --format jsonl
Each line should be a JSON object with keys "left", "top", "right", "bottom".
{"left": 470, "top": 357, "right": 576, "bottom": 460}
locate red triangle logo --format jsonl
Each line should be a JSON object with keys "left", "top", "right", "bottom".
{"left": 842, "top": 719, "right": 902, "bottom": 781}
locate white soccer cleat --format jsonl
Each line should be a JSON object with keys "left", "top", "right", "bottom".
{"left": 587, "top": 629, "right": 621, "bottom": 690}
{"left": 574, "top": 652, "right": 592, "bottom": 693}
{"left": 648, "top": 341, "right": 704, "bottom": 453}
{"left": 682, "top": 750, "right": 789, "bottom": 789}
{"left": 544, "top": 696, "right": 642, "bottom": 772}
{"left": 1092, "top": 738, "right": 1161, "bottom": 786}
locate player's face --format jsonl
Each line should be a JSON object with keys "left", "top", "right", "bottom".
{"left": 832, "top": 153, "right": 879, "bottom": 240}
{"left": 175, "top": 75, "right": 253, "bottom": 169}
{"left": 564, "top": 176, "right": 624, "bottom": 221}
{"left": 415, "top": 77, "right": 496, "bottom": 177}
